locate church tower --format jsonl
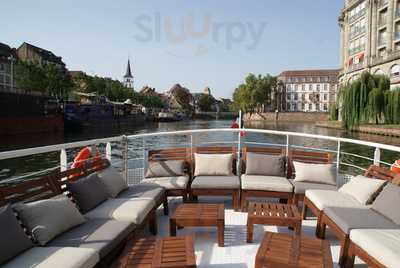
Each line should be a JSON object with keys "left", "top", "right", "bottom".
{"left": 123, "top": 59, "right": 134, "bottom": 90}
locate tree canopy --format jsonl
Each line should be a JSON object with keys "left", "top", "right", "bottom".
{"left": 197, "top": 94, "right": 214, "bottom": 111}
{"left": 232, "top": 73, "right": 278, "bottom": 113}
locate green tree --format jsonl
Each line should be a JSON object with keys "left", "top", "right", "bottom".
{"left": 197, "top": 94, "right": 214, "bottom": 111}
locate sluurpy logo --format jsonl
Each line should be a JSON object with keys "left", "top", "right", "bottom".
{"left": 133, "top": 13, "right": 267, "bottom": 57}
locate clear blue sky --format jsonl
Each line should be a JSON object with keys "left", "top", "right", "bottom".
{"left": 1, "top": 0, "right": 343, "bottom": 98}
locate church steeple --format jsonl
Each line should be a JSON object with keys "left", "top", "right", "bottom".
{"left": 123, "top": 59, "right": 134, "bottom": 90}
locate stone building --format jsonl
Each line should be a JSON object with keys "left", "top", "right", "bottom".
{"left": 339, "top": 0, "right": 400, "bottom": 88}
{"left": 16, "top": 42, "right": 65, "bottom": 68}
{"left": 0, "top": 42, "right": 16, "bottom": 91}
{"left": 278, "top": 69, "right": 340, "bottom": 112}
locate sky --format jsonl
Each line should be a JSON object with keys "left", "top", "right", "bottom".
{"left": 1, "top": 0, "right": 343, "bottom": 98}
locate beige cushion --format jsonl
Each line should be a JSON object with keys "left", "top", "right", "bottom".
{"left": 241, "top": 175, "right": 293, "bottom": 192}
{"left": 14, "top": 196, "right": 85, "bottom": 246}
{"left": 84, "top": 198, "right": 155, "bottom": 225}
{"left": 292, "top": 180, "right": 337, "bottom": 194}
{"left": 194, "top": 153, "right": 233, "bottom": 176}
{"left": 141, "top": 175, "right": 189, "bottom": 190}
{"left": 245, "top": 153, "right": 285, "bottom": 176}
{"left": 97, "top": 167, "right": 128, "bottom": 198}
{"left": 305, "top": 190, "right": 364, "bottom": 210}
{"left": 2, "top": 247, "right": 99, "bottom": 268}
{"left": 350, "top": 229, "right": 400, "bottom": 268}
{"left": 339, "top": 175, "right": 386, "bottom": 205}
{"left": 145, "top": 160, "right": 185, "bottom": 178}
{"left": 293, "top": 162, "right": 336, "bottom": 185}
{"left": 191, "top": 176, "right": 240, "bottom": 189}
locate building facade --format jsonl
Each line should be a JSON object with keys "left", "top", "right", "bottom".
{"left": 339, "top": 0, "right": 400, "bottom": 87}
{"left": 16, "top": 42, "right": 65, "bottom": 68}
{"left": 0, "top": 43, "right": 16, "bottom": 91}
{"left": 278, "top": 70, "right": 340, "bottom": 112}
{"left": 123, "top": 59, "right": 134, "bottom": 90}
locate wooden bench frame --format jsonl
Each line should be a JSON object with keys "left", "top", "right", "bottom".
{"left": 316, "top": 165, "right": 397, "bottom": 267}
{"left": 189, "top": 147, "right": 240, "bottom": 211}
{"left": 147, "top": 148, "right": 192, "bottom": 208}
{"left": 346, "top": 239, "right": 386, "bottom": 268}
{"left": 240, "top": 147, "right": 293, "bottom": 211}
{"left": 0, "top": 158, "right": 165, "bottom": 267}
{"left": 288, "top": 149, "right": 333, "bottom": 207}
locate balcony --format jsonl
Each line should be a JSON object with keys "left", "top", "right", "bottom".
{"left": 370, "top": 50, "right": 400, "bottom": 66}
{"left": 378, "top": 0, "right": 389, "bottom": 8}
{"left": 347, "top": 62, "right": 365, "bottom": 73}
{"left": 349, "top": 26, "right": 366, "bottom": 39}
{"left": 348, "top": 8, "right": 366, "bottom": 23}
{"left": 348, "top": 45, "right": 365, "bottom": 55}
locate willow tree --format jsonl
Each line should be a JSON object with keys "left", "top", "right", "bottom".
{"left": 339, "top": 72, "right": 389, "bottom": 129}
{"left": 384, "top": 88, "right": 400, "bottom": 124}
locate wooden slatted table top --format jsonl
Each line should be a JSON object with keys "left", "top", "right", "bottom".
{"left": 114, "top": 236, "right": 196, "bottom": 268}
{"left": 248, "top": 202, "right": 301, "bottom": 221}
{"left": 171, "top": 204, "right": 225, "bottom": 221}
{"left": 255, "top": 232, "right": 333, "bottom": 268}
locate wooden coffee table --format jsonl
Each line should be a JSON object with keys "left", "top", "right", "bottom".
{"left": 113, "top": 235, "right": 196, "bottom": 268}
{"left": 170, "top": 204, "right": 225, "bottom": 247}
{"left": 255, "top": 232, "right": 333, "bottom": 268}
{"left": 247, "top": 202, "right": 301, "bottom": 243}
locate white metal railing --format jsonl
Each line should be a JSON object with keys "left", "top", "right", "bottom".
{"left": 1, "top": 128, "right": 400, "bottom": 185}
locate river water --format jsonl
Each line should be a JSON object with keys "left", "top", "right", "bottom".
{"left": 1, "top": 120, "right": 400, "bottom": 182}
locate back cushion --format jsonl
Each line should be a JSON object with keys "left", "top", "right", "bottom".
{"left": 293, "top": 162, "right": 336, "bottom": 185}
{"left": 194, "top": 153, "right": 233, "bottom": 177}
{"left": 245, "top": 153, "right": 285, "bottom": 176}
{"left": 145, "top": 160, "right": 185, "bottom": 178}
{"left": 372, "top": 183, "right": 400, "bottom": 225}
{"left": 0, "top": 205, "right": 33, "bottom": 264}
{"left": 67, "top": 173, "right": 109, "bottom": 213}
{"left": 14, "top": 196, "right": 85, "bottom": 246}
{"left": 97, "top": 167, "right": 128, "bottom": 198}
{"left": 339, "top": 175, "right": 386, "bottom": 205}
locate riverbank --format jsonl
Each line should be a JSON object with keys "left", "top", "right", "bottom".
{"left": 316, "top": 121, "right": 400, "bottom": 137}
{"left": 244, "top": 112, "right": 328, "bottom": 122}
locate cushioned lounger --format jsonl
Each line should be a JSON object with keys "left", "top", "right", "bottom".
{"left": 116, "top": 184, "right": 164, "bottom": 201}
{"left": 241, "top": 175, "right": 293, "bottom": 192}
{"left": 48, "top": 219, "right": 134, "bottom": 259}
{"left": 191, "top": 176, "right": 240, "bottom": 189}
{"left": 2, "top": 247, "right": 99, "bottom": 268}
{"left": 305, "top": 190, "right": 364, "bottom": 210}
{"left": 323, "top": 207, "right": 398, "bottom": 234}
{"left": 84, "top": 199, "right": 155, "bottom": 225}
{"left": 141, "top": 175, "right": 190, "bottom": 190}
{"left": 349, "top": 229, "right": 400, "bottom": 268}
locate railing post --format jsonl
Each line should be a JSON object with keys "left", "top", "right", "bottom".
{"left": 285, "top": 135, "right": 290, "bottom": 157}
{"left": 374, "top": 148, "right": 381, "bottom": 166}
{"left": 122, "top": 135, "right": 128, "bottom": 183}
{"left": 237, "top": 111, "right": 242, "bottom": 176}
{"left": 143, "top": 138, "right": 148, "bottom": 180}
{"left": 106, "top": 142, "right": 112, "bottom": 161}
{"left": 60, "top": 149, "right": 67, "bottom": 172}
{"left": 336, "top": 141, "right": 341, "bottom": 180}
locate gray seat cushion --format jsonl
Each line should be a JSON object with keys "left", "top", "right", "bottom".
{"left": 97, "top": 167, "right": 128, "bottom": 198}
{"left": 0, "top": 205, "right": 34, "bottom": 265}
{"left": 324, "top": 207, "right": 398, "bottom": 234}
{"left": 145, "top": 160, "right": 185, "bottom": 178}
{"left": 117, "top": 184, "right": 164, "bottom": 202}
{"left": 372, "top": 183, "right": 400, "bottom": 225}
{"left": 291, "top": 180, "right": 337, "bottom": 194}
{"left": 245, "top": 153, "right": 285, "bottom": 176}
{"left": 141, "top": 176, "right": 190, "bottom": 190}
{"left": 241, "top": 175, "right": 293, "bottom": 192}
{"left": 191, "top": 176, "right": 240, "bottom": 189}
{"left": 84, "top": 198, "right": 155, "bottom": 224}
{"left": 48, "top": 219, "right": 134, "bottom": 259}
{"left": 2, "top": 247, "right": 99, "bottom": 268}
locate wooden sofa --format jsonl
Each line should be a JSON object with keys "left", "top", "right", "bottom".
{"left": 143, "top": 148, "right": 192, "bottom": 212}
{"left": 0, "top": 158, "right": 165, "bottom": 267}
{"left": 240, "top": 146, "right": 293, "bottom": 211}
{"left": 316, "top": 165, "right": 398, "bottom": 267}
{"left": 189, "top": 147, "right": 240, "bottom": 211}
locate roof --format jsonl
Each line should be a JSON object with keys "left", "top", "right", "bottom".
{"left": 0, "top": 42, "right": 14, "bottom": 58}
{"left": 20, "top": 42, "right": 65, "bottom": 66}
{"left": 124, "top": 59, "right": 133, "bottom": 78}
{"left": 279, "top": 69, "right": 340, "bottom": 77}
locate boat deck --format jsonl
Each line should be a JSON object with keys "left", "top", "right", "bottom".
{"left": 145, "top": 197, "right": 368, "bottom": 268}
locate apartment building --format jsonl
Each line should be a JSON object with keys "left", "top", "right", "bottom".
{"left": 339, "top": 0, "right": 400, "bottom": 87}
{"left": 0, "top": 42, "right": 16, "bottom": 91}
{"left": 278, "top": 70, "right": 340, "bottom": 112}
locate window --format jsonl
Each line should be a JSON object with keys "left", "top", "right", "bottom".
{"left": 294, "top": 93, "right": 298, "bottom": 101}
{"left": 324, "top": 104, "right": 328, "bottom": 111}
{"left": 5, "top": 75, "right": 10, "bottom": 84}
{"left": 391, "top": 64, "right": 400, "bottom": 76}
{"left": 302, "top": 84, "right": 305, "bottom": 91}
{"left": 294, "top": 84, "right": 298, "bottom": 90}
{"left": 374, "top": 69, "right": 385, "bottom": 75}
{"left": 287, "top": 93, "right": 291, "bottom": 100}
{"left": 324, "top": 94, "right": 328, "bottom": 101}
{"left": 0, "top": 63, "right": 4, "bottom": 72}
{"left": 0, "top": 74, "right": 4, "bottom": 84}
{"left": 317, "top": 84, "right": 320, "bottom": 91}
{"left": 308, "top": 103, "right": 312, "bottom": 110}
{"left": 309, "top": 84, "right": 313, "bottom": 91}
{"left": 286, "top": 84, "right": 291, "bottom": 90}
{"left": 293, "top": 103, "right": 297, "bottom": 111}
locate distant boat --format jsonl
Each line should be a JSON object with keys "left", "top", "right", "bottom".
{"left": 157, "top": 112, "right": 182, "bottom": 122}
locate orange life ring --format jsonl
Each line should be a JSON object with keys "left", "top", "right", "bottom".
{"left": 70, "top": 146, "right": 101, "bottom": 178}
{"left": 391, "top": 160, "right": 400, "bottom": 174}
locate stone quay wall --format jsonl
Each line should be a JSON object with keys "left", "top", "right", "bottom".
{"left": 244, "top": 112, "right": 329, "bottom": 122}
